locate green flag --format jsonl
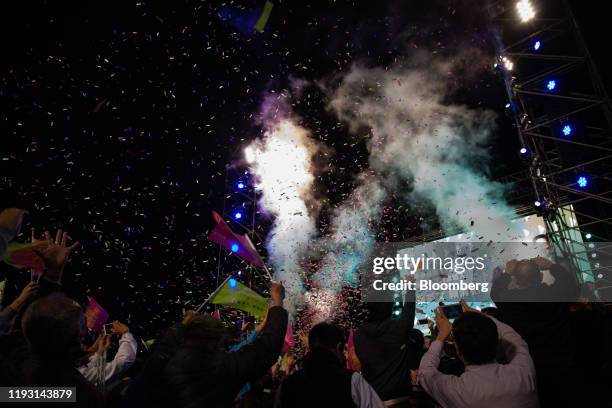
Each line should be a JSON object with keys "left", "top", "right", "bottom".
{"left": 254, "top": 1, "right": 274, "bottom": 33}
{"left": 210, "top": 277, "right": 268, "bottom": 319}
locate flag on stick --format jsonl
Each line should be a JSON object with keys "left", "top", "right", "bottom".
{"left": 207, "top": 211, "right": 266, "bottom": 269}
{"left": 84, "top": 296, "right": 109, "bottom": 332}
{"left": 281, "top": 323, "right": 295, "bottom": 354}
{"left": 3, "top": 241, "right": 45, "bottom": 276}
{"left": 347, "top": 329, "right": 357, "bottom": 370}
{"left": 208, "top": 276, "right": 268, "bottom": 319}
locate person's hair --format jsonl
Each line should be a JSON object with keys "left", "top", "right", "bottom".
{"left": 308, "top": 322, "right": 345, "bottom": 351}
{"left": 21, "top": 293, "right": 86, "bottom": 364}
{"left": 481, "top": 306, "right": 501, "bottom": 320}
{"left": 408, "top": 328, "right": 425, "bottom": 349}
{"left": 183, "top": 314, "right": 227, "bottom": 349}
{"left": 365, "top": 302, "right": 393, "bottom": 322}
{"left": 452, "top": 312, "right": 498, "bottom": 365}
{"left": 514, "top": 260, "right": 542, "bottom": 288}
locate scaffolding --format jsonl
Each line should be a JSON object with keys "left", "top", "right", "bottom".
{"left": 210, "top": 164, "right": 270, "bottom": 310}
{"left": 489, "top": 0, "right": 612, "bottom": 283}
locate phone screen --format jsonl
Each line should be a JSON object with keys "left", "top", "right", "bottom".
{"left": 442, "top": 303, "right": 463, "bottom": 319}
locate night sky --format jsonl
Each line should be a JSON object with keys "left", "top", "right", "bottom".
{"left": 1, "top": 0, "right": 607, "bottom": 338}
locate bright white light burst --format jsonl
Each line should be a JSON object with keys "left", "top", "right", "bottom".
{"left": 516, "top": 0, "right": 535, "bottom": 22}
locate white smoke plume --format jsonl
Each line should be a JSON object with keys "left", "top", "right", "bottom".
{"left": 244, "top": 101, "right": 320, "bottom": 313}
{"left": 307, "top": 173, "right": 386, "bottom": 322}
{"left": 325, "top": 61, "right": 519, "bottom": 241}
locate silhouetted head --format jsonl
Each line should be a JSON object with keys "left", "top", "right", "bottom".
{"left": 481, "top": 306, "right": 501, "bottom": 320}
{"left": 308, "top": 322, "right": 345, "bottom": 360}
{"left": 513, "top": 259, "right": 542, "bottom": 289}
{"left": 452, "top": 312, "right": 498, "bottom": 365}
{"left": 365, "top": 302, "right": 393, "bottom": 323}
{"left": 183, "top": 314, "right": 228, "bottom": 350}
{"left": 22, "top": 293, "right": 86, "bottom": 364}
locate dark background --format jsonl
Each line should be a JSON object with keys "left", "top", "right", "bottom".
{"left": 1, "top": 0, "right": 608, "bottom": 338}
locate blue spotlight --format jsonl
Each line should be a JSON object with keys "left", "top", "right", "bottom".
{"left": 236, "top": 181, "right": 246, "bottom": 190}
{"left": 520, "top": 147, "right": 528, "bottom": 154}
{"left": 234, "top": 211, "right": 243, "bottom": 220}
{"left": 229, "top": 278, "right": 238, "bottom": 288}
{"left": 577, "top": 176, "right": 588, "bottom": 188}
{"left": 533, "top": 40, "right": 541, "bottom": 51}
{"left": 546, "top": 80, "right": 557, "bottom": 91}
{"left": 231, "top": 243, "right": 239, "bottom": 252}
{"left": 562, "top": 124, "right": 573, "bottom": 137}
{"left": 534, "top": 200, "right": 542, "bottom": 207}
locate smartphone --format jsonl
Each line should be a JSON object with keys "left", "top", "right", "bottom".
{"left": 103, "top": 323, "right": 113, "bottom": 335}
{"left": 442, "top": 303, "right": 463, "bottom": 319}
{"left": 417, "top": 318, "right": 429, "bottom": 325}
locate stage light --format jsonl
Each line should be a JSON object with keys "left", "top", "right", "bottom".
{"left": 577, "top": 176, "right": 588, "bottom": 188}
{"left": 516, "top": 0, "right": 535, "bottom": 22}
{"left": 562, "top": 124, "right": 573, "bottom": 137}
{"left": 533, "top": 40, "right": 541, "bottom": 51}
{"left": 229, "top": 278, "right": 238, "bottom": 288}
{"left": 546, "top": 80, "right": 556, "bottom": 91}
{"left": 534, "top": 200, "right": 541, "bottom": 207}
{"left": 394, "top": 310, "right": 401, "bottom": 316}
{"left": 234, "top": 211, "right": 243, "bottom": 220}
{"left": 236, "top": 181, "right": 246, "bottom": 190}
{"left": 585, "top": 233, "right": 592, "bottom": 239}
{"left": 231, "top": 243, "right": 239, "bottom": 252}
{"left": 520, "top": 147, "right": 528, "bottom": 154}
{"left": 502, "top": 56, "right": 514, "bottom": 71}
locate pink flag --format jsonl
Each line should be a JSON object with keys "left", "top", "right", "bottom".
{"left": 211, "top": 310, "right": 221, "bottom": 320}
{"left": 281, "top": 323, "right": 295, "bottom": 354}
{"left": 85, "top": 296, "right": 109, "bottom": 332}
{"left": 347, "top": 329, "right": 356, "bottom": 370}
{"left": 3, "top": 242, "right": 45, "bottom": 276}
{"left": 207, "top": 211, "right": 265, "bottom": 268}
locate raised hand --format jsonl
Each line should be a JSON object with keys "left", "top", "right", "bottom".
{"left": 181, "top": 310, "right": 196, "bottom": 326}
{"left": 111, "top": 320, "right": 130, "bottom": 335}
{"left": 32, "top": 229, "right": 80, "bottom": 283}
{"left": 434, "top": 306, "right": 452, "bottom": 342}
{"left": 460, "top": 299, "right": 479, "bottom": 314}
{"left": 9, "top": 282, "right": 39, "bottom": 311}
{"left": 270, "top": 281, "right": 285, "bottom": 307}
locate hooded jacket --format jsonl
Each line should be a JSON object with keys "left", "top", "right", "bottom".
{"left": 137, "top": 305, "right": 288, "bottom": 408}
{"left": 353, "top": 292, "right": 421, "bottom": 401}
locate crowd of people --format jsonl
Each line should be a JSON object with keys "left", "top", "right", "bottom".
{"left": 1, "top": 207, "right": 611, "bottom": 407}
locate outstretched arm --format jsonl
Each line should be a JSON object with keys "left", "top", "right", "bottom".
{"left": 220, "top": 305, "right": 288, "bottom": 385}
{"left": 219, "top": 282, "right": 288, "bottom": 386}
{"left": 418, "top": 307, "right": 460, "bottom": 407}
{"left": 398, "top": 282, "right": 416, "bottom": 332}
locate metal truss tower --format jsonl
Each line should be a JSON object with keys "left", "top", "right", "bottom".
{"left": 213, "top": 164, "right": 269, "bottom": 301}
{"left": 490, "top": 0, "right": 612, "bottom": 283}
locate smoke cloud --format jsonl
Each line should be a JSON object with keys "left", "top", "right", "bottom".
{"left": 325, "top": 60, "right": 518, "bottom": 241}
{"left": 308, "top": 173, "right": 386, "bottom": 322}
{"left": 244, "top": 95, "right": 320, "bottom": 313}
